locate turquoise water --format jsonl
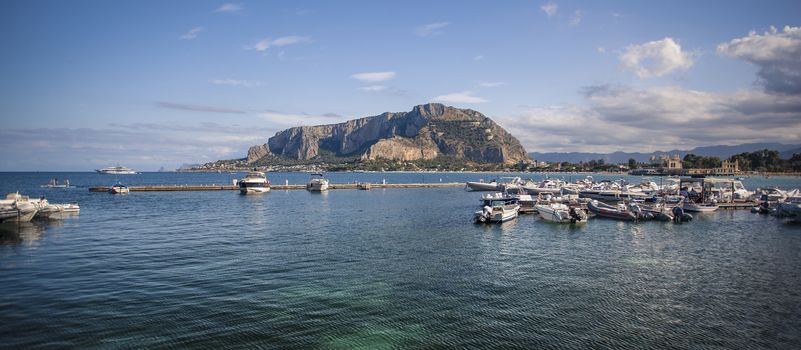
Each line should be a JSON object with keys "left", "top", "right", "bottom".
{"left": 1, "top": 172, "right": 801, "bottom": 349}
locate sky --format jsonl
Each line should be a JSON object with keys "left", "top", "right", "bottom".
{"left": 1, "top": 0, "right": 801, "bottom": 171}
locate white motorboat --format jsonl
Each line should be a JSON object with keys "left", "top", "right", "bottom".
{"left": 41, "top": 178, "right": 73, "bottom": 188}
{"left": 514, "top": 194, "right": 536, "bottom": 213}
{"left": 474, "top": 192, "right": 520, "bottom": 223}
{"left": 238, "top": 171, "right": 271, "bottom": 194}
{"left": 307, "top": 173, "right": 329, "bottom": 192}
{"left": 522, "top": 179, "right": 565, "bottom": 194}
{"left": 682, "top": 201, "right": 719, "bottom": 212}
{"left": 535, "top": 202, "right": 588, "bottom": 224}
{"left": 29, "top": 198, "right": 81, "bottom": 219}
{"left": 95, "top": 166, "right": 138, "bottom": 174}
{"left": 465, "top": 179, "right": 501, "bottom": 191}
{"left": 109, "top": 183, "right": 130, "bottom": 194}
{"left": 579, "top": 190, "right": 649, "bottom": 202}
{"left": 0, "top": 193, "right": 39, "bottom": 223}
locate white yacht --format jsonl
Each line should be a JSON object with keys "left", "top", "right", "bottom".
{"left": 0, "top": 193, "right": 39, "bottom": 223}
{"left": 535, "top": 202, "right": 588, "bottom": 224}
{"left": 307, "top": 173, "right": 329, "bottom": 192}
{"left": 238, "top": 171, "right": 271, "bottom": 194}
{"left": 95, "top": 166, "right": 138, "bottom": 174}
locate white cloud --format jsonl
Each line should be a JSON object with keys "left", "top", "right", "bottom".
{"left": 718, "top": 25, "right": 801, "bottom": 94}
{"left": 540, "top": 2, "right": 558, "bottom": 17}
{"left": 619, "top": 37, "right": 693, "bottom": 78}
{"left": 258, "top": 111, "right": 350, "bottom": 128}
{"left": 180, "top": 26, "right": 203, "bottom": 40}
{"left": 415, "top": 22, "right": 449, "bottom": 37}
{"left": 597, "top": 47, "right": 607, "bottom": 54}
{"left": 569, "top": 10, "right": 582, "bottom": 27}
{"left": 350, "top": 71, "right": 396, "bottom": 83}
{"left": 496, "top": 85, "right": 801, "bottom": 153}
{"left": 477, "top": 81, "right": 505, "bottom": 88}
{"left": 358, "top": 85, "right": 388, "bottom": 92}
{"left": 210, "top": 79, "right": 262, "bottom": 88}
{"left": 246, "top": 36, "right": 311, "bottom": 52}
{"left": 431, "top": 91, "right": 488, "bottom": 104}
{"left": 473, "top": 55, "right": 484, "bottom": 61}
{"left": 214, "top": 3, "right": 243, "bottom": 13}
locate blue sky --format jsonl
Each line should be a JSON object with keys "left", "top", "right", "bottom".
{"left": 2, "top": 0, "right": 801, "bottom": 170}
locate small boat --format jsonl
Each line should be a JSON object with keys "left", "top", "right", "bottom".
{"left": 579, "top": 190, "right": 649, "bottom": 203}
{"left": 95, "top": 166, "right": 138, "bottom": 174}
{"left": 535, "top": 203, "right": 588, "bottom": 224}
{"left": 29, "top": 198, "right": 81, "bottom": 219}
{"left": 682, "top": 201, "right": 718, "bottom": 212}
{"left": 109, "top": 183, "right": 130, "bottom": 194}
{"left": 0, "top": 193, "right": 39, "bottom": 223}
{"left": 41, "top": 178, "right": 73, "bottom": 188}
{"left": 465, "top": 179, "right": 500, "bottom": 191}
{"left": 587, "top": 200, "right": 637, "bottom": 221}
{"left": 474, "top": 192, "right": 520, "bottom": 224}
{"left": 514, "top": 194, "right": 536, "bottom": 213}
{"left": 238, "top": 170, "right": 271, "bottom": 194}
{"left": 357, "top": 182, "right": 372, "bottom": 190}
{"left": 307, "top": 173, "right": 329, "bottom": 192}
{"left": 775, "top": 196, "right": 801, "bottom": 221}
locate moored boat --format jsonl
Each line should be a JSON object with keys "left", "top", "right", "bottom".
{"left": 474, "top": 192, "right": 520, "bottom": 224}
{"left": 535, "top": 203, "right": 588, "bottom": 224}
{"left": 775, "top": 196, "right": 801, "bottom": 221}
{"left": 41, "top": 178, "right": 73, "bottom": 188}
{"left": 587, "top": 200, "right": 637, "bottom": 221}
{"left": 109, "top": 183, "right": 130, "bottom": 194}
{"left": 0, "top": 193, "right": 39, "bottom": 223}
{"left": 307, "top": 173, "right": 329, "bottom": 192}
{"left": 682, "top": 202, "right": 719, "bottom": 212}
{"left": 238, "top": 171, "right": 271, "bottom": 194}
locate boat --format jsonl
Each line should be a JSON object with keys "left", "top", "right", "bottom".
{"left": 307, "top": 173, "right": 329, "bottom": 192}
{"left": 587, "top": 200, "right": 637, "bottom": 221}
{"left": 29, "top": 198, "right": 81, "bottom": 219}
{"left": 357, "top": 182, "right": 372, "bottom": 190}
{"left": 41, "top": 178, "right": 73, "bottom": 188}
{"left": 522, "top": 179, "right": 565, "bottom": 194}
{"left": 0, "top": 193, "right": 39, "bottom": 223}
{"left": 775, "top": 196, "right": 801, "bottom": 221}
{"left": 465, "top": 179, "right": 501, "bottom": 191}
{"left": 238, "top": 171, "right": 271, "bottom": 194}
{"left": 535, "top": 203, "right": 588, "bottom": 224}
{"left": 682, "top": 201, "right": 719, "bottom": 212}
{"left": 514, "top": 194, "right": 536, "bottom": 213}
{"left": 95, "top": 166, "right": 138, "bottom": 174}
{"left": 474, "top": 192, "right": 520, "bottom": 224}
{"left": 579, "top": 190, "right": 649, "bottom": 203}
{"left": 109, "top": 183, "right": 130, "bottom": 194}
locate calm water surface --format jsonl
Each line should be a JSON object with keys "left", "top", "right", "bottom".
{"left": 1, "top": 172, "right": 801, "bottom": 349}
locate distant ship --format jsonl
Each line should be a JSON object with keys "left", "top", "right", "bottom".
{"left": 95, "top": 166, "right": 139, "bottom": 174}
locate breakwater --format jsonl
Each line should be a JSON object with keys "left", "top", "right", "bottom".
{"left": 88, "top": 182, "right": 464, "bottom": 192}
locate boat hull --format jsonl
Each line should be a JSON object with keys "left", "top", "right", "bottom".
{"left": 682, "top": 204, "right": 718, "bottom": 212}
{"left": 240, "top": 187, "right": 270, "bottom": 194}
{"left": 587, "top": 200, "right": 637, "bottom": 221}
{"left": 465, "top": 182, "right": 500, "bottom": 191}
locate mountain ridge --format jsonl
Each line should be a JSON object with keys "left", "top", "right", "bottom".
{"left": 530, "top": 143, "right": 801, "bottom": 164}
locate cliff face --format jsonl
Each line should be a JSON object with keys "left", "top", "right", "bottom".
{"left": 248, "top": 103, "right": 529, "bottom": 164}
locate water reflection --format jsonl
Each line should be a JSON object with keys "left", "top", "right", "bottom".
{"left": 0, "top": 214, "right": 78, "bottom": 247}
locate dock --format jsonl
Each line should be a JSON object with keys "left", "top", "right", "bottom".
{"left": 88, "top": 182, "right": 464, "bottom": 192}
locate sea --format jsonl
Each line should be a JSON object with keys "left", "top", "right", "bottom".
{"left": 1, "top": 171, "right": 800, "bottom": 349}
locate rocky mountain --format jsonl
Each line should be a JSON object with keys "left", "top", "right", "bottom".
{"left": 530, "top": 143, "right": 801, "bottom": 164}
{"left": 246, "top": 103, "right": 529, "bottom": 165}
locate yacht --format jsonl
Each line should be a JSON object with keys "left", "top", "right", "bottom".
{"left": 238, "top": 171, "right": 271, "bottom": 194}
{"left": 95, "top": 166, "right": 138, "bottom": 174}
{"left": 307, "top": 173, "right": 329, "bottom": 192}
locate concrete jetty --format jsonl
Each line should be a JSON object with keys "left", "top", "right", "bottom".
{"left": 88, "top": 182, "right": 464, "bottom": 192}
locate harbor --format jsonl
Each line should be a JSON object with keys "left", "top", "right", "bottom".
{"left": 87, "top": 182, "right": 464, "bottom": 192}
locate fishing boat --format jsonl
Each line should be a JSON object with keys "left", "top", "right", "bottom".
{"left": 95, "top": 166, "right": 138, "bottom": 174}
{"left": 0, "top": 193, "right": 39, "bottom": 223}
{"left": 682, "top": 201, "right": 719, "bottom": 212}
{"left": 109, "top": 183, "right": 130, "bottom": 194}
{"left": 238, "top": 171, "right": 271, "bottom": 194}
{"left": 535, "top": 203, "right": 588, "bottom": 224}
{"left": 41, "top": 178, "right": 73, "bottom": 188}
{"left": 307, "top": 173, "right": 329, "bottom": 192}
{"left": 474, "top": 192, "right": 520, "bottom": 224}
{"left": 587, "top": 200, "right": 637, "bottom": 221}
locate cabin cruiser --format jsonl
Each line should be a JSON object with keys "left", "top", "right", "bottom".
{"left": 474, "top": 192, "right": 520, "bottom": 224}
{"left": 238, "top": 171, "right": 271, "bottom": 194}
{"left": 307, "top": 173, "right": 329, "bottom": 192}
{"left": 109, "top": 183, "right": 129, "bottom": 194}
{"left": 579, "top": 190, "right": 649, "bottom": 202}
{"left": 95, "top": 166, "right": 138, "bottom": 174}
{"left": 535, "top": 202, "right": 588, "bottom": 224}
{"left": 0, "top": 193, "right": 39, "bottom": 223}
